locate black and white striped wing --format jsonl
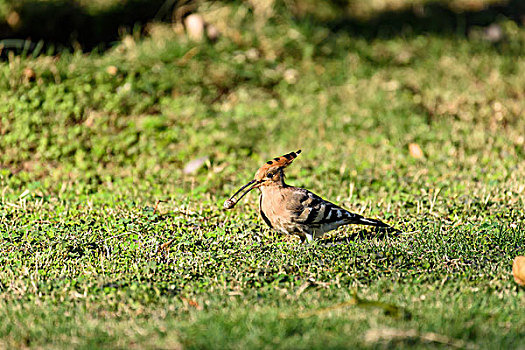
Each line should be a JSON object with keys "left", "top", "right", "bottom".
{"left": 285, "top": 188, "right": 359, "bottom": 230}
{"left": 286, "top": 187, "right": 389, "bottom": 234}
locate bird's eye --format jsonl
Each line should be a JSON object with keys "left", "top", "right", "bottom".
{"left": 266, "top": 172, "right": 275, "bottom": 178}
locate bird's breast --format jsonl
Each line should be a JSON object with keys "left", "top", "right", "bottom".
{"left": 259, "top": 188, "right": 290, "bottom": 234}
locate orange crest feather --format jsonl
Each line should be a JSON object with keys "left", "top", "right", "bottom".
{"left": 254, "top": 150, "right": 301, "bottom": 180}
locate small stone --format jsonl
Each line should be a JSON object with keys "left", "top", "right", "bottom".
{"left": 23, "top": 68, "right": 36, "bottom": 82}
{"left": 283, "top": 68, "right": 298, "bottom": 84}
{"left": 245, "top": 48, "right": 260, "bottom": 61}
{"left": 6, "top": 11, "right": 20, "bottom": 28}
{"left": 185, "top": 14, "right": 205, "bottom": 41}
{"left": 483, "top": 24, "right": 503, "bottom": 43}
{"left": 206, "top": 24, "right": 220, "bottom": 42}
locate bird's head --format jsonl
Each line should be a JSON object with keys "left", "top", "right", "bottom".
{"left": 224, "top": 150, "right": 301, "bottom": 209}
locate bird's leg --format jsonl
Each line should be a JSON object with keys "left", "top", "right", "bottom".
{"left": 298, "top": 232, "right": 314, "bottom": 244}
{"left": 299, "top": 235, "right": 306, "bottom": 244}
{"left": 305, "top": 233, "right": 314, "bottom": 243}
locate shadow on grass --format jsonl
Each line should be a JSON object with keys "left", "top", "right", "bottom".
{"left": 309, "top": 0, "right": 524, "bottom": 39}
{"left": 0, "top": 0, "right": 170, "bottom": 53}
{"left": 318, "top": 227, "right": 401, "bottom": 245}
{"left": 0, "top": 0, "right": 523, "bottom": 55}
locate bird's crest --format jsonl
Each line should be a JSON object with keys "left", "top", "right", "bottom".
{"left": 255, "top": 150, "right": 301, "bottom": 180}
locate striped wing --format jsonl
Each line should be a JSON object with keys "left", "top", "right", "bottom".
{"left": 285, "top": 188, "right": 360, "bottom": 229}
{"left": 285, "top": 187, "right": 389, "bottom": 235}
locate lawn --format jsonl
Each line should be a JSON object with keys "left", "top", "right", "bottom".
{"left": 0, "top": 0, "right": 524, "bottom": 348}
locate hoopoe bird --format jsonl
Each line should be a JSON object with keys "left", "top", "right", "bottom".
{"left": 224, "top": 150, "right": 391, "bottom": 243}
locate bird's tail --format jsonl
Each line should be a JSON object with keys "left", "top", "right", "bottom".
{"left": 352, "top": 216, "right": 391, "bottom": 228}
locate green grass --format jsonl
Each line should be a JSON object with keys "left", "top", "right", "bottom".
{"left": 1, "top": 1, "right": 525, "bottom": 348}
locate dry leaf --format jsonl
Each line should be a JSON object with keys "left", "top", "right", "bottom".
{"left": 106, "top": 65, "right": 118, "bottom": 75}
{"left": 183, "top": 156, "right": 209, "bottom": 174}
{"left": 181, "top": 297, "right": 203, "bottom": 310}
{"left": 512, "top": 256, "right": 525, "bottom": 286}
{"left": 409, "top": 143, "right": 424, "bottom": 159}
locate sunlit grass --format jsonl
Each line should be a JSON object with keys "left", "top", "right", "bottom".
{"left": 1, "top": 0, "right": 524, "bottom": 348}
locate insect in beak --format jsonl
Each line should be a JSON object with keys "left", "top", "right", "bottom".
{"left": 223, "top": 179, "right": 260, "bottom": 209}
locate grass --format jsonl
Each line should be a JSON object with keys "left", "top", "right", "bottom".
{"left": 1, "top": 0, "right": 525, "bottom": 348}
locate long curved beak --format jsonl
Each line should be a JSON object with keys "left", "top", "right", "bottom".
{"left": 224, "top": 179, "right": 260, "bottom": 209}
{"left": 230, "top": 179, "right": 256, "bottom": 198}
